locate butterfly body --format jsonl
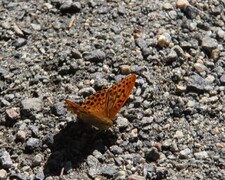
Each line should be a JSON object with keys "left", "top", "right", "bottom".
{"left": 64, "top": 74, "right": 136, "bottom": 130}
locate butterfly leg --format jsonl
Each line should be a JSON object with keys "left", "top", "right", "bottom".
{"left": 59, "top": 167, "right": 64, "bottom": 180}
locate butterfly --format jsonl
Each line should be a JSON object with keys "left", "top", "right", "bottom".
{"left": 64, "top": 74, "right": 136, "bottom": 130}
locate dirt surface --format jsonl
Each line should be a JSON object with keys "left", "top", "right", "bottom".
{"left": 0, "top": 0, "right": 225, "bottom": 179}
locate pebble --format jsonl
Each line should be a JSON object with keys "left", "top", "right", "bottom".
{"left": 21, "top": 98, "right": 42, "bottom": 118}
{"left": 51, "top": 102, "right": 66, "bottom": 116}
{"left": 31, "top": 23, "right": 41, "bottom": 31}
{"left": 163, "top": 3, "right": 173, "bottom": 10}
{"left": 35, "top": 169, "right": 45, "bottom": 180}
{"left": 16, "top": 130, "right": 26, "bottom": 141}
{"left": 176, "top": 85, "right": 187, "bottom": 93}
{"left": 71, "top": 49, "right": 82, "bottom": 59}
{"left": 0, "top": 149, "right": 13, "bottom": 169}
{"left": 115, "top": 170, "right": 126, "bottom": 180}
{"left": 60, "top": 1, "right": 81, "bottom": 13}
{"left": 100, "top": 165, "right": 118, "bottom": 177}
{"left": 217, "top": 28, "right": 225, "bottom": 40}
{"left": 206, "top": 74, "right": 215, "bottom": 83}
{"left": 157, "top": 33, "right": 171, "bottom": 47}
{"left": 4, "top": 93, "right": 15, "bottom": 101}
{"left": 5, "top": 108, "right": 20, "bottom": 121}
{"left": 176, "top": 0, "right": 189, "bottom": 9}
{"left": 162, "top": 139, "right": 173, "bottom": 150}
{"left": 187, "top": 100, "right": 195, "bottom": 107}
{"left": 129, "top": 128, "right": 138, "bottom": 142}
{"left": 44, "top": 3, "right": 53, "bottom": 10}
{"left": 32, "top": 154, "right": 43, "bottom": 166}
{"left": 142, "top": 100, "right": 151, "bottom": 109}
{"left": 97, "top": 7, "right": 109, "bottom": 14}
{"left": 110, "top": 145, "right": 123, "bottom": 154}
{"left": 118, "top": 6, "right": 127, "bottom": 15}
{"left": 28, "top": 125, "right": 39, "bottom": 137}
{"left": 13, "top": 23, "right": 23, "bottom": 36}
{"left": 116, "top": 117, "right": 129, "bottom": 129}
{"left": 92, "top": 150, "right": 103, "bottom": 161}
{"left": 179, "top": 148, "right": 191, "bottom": 159}
{"left": 0, "top": 169, "right": 7, "bottom": 180}
{"left": 211, "top": 127, "right": 220, "bottom": 135}
{"left": 211, "top": 48, "right": 220, "bottom": 60}
{"left": 141, "top": 117, "right": 153, "bottom": 126}
{"left": 183, "top": 4, "right": 198, "bottom": 19}
{"left": 142, "top": 47, "right": 152, "bottom": 57}
{"left": 166, "top": 49, "right": 178, "bottom": 62}
{"left": 0, "top": 67, "right": 9, "bottom": 77}
{"left": 201, "top": 36, "right": 218, "bottom": 52}
{"left": 87, "top": 155, "right": 99, "bottom": 167}
{"left": 42, "top": 134, "right": 54, "bottom": 148}
{"left": 14, "top": 38, "right": 27, "bottom": 48}
{"left": 193, "top": 63, "right": 207, "bottom": 73}
{"left": 83, "top": 50, "right": 106, "bottom": 62}
{"left": 175, "top": 162, "right": 187, "bottom": 170}
{"left": 208, "top": 96, "right": 218, "bottom": 103}
{"left": 25, "top": 138, "right": 40, "bottom": 151}
{"left": 78, "top": 87, "right": 95, "bottom": 97}
{"left": 174, "top": 130, "right": 184, "bottom": 138}
{"left": 194, "top": 151, "right": 209, "bottom": 159}
{"left": 135, "top": 38, "right": 147, "bottom": 49}
{"left": 187, "top": 74, "right": 209, "bottom": 93}
{"left": 220, "top": 74, "right": 225, "bottom": 85}
{"left": 120, "top": 65, "right": 131, "bottom": 74}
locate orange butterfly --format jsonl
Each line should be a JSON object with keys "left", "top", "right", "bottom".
{"left": 64, "top": 74, "right": 136, "bottom": 130}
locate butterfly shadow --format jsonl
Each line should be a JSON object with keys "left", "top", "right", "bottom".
{"left": 43, "top": 120, "right": 117, "bottom": 177}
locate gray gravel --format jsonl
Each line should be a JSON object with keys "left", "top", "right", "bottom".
{"left": 0, "top": 0, "right": 225, "bottom": 179}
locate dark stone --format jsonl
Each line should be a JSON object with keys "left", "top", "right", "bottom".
{"left": 183, "top": 5, "right": 198, "bottom": 19}
{"left": 187, "top": 74, "right": 209, "bottom": 93}
{"left": 42, "top": 134, "right": 54, "bottom": 148}
{"left": 60, "top": 1, "right": 81, "bottom": 13}
{"left": 145, "top": 147, "right": 160, "bottom": 162}
{"left": 83, "top": 50, "right": 106, "bottom": 62}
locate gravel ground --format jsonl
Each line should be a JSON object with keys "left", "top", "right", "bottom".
{"left": 0, "top": 0, "right": 225, "bottom": 179}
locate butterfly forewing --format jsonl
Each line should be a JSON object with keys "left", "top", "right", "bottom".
{"left": 81, "top": 89, "right": 108, "bottom": 117}
{"left": 106, "top": 74, "right": 136, "bottom": 119}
